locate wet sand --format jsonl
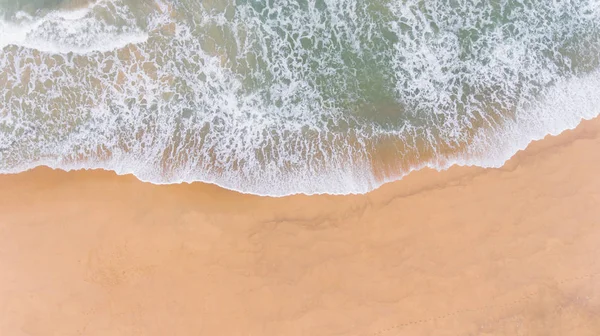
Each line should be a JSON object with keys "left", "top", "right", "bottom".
{"left": 1, "top": 117, "right": 600, "bottom": 336}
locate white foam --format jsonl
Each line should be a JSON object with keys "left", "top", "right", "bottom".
{"left": 0, "top": 0, "right": 148, "bottom": 54}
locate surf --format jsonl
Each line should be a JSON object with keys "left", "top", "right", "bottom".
{"left": 0, "top": 0, "right": 148, "bottom": 54}
{"left": 1, "top": 0, "right": 600, "bottom": 196}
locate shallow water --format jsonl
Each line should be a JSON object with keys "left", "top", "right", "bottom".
{"left": 1, "top": 0, "right": 600, "bottom": 195}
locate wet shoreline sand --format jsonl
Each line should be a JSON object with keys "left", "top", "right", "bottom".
{"left": 2, "top": 117, "right": 600, "bottom": 335}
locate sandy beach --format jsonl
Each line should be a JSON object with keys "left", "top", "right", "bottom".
{"left": 1, "top": 116, "right": 600, "bottom": 336}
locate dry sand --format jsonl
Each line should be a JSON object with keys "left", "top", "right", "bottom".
{"left": 2, "top": 117, "right": 600, "bottom": 336}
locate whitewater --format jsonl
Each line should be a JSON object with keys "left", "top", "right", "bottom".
{"left": 1, "top": 0, "right": 600, "bottom": 196}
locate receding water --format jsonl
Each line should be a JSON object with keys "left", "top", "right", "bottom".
{"left": 1, "top": 0, "right": 600, "bottom": 195}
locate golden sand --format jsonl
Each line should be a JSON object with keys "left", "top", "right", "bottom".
{"left": 1, "top": 117, "right": 600, "bottom": 335}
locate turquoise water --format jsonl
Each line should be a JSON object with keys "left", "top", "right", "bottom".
{"left": 1, "top": 0, "right": 600, "bottom": 195}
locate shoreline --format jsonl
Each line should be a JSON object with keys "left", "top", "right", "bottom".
{"left": 4, "top": 112, "right": 598, "bottom": 198}
{"left": 2, "top": 116, "right": 600, "bottom": 335}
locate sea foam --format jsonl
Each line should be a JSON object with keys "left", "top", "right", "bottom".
{"left": 0, "top": 0, "right": 148, "bottom": 54}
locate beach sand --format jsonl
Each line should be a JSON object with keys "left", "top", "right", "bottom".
{"left": 1, "top": 117, "right": 600, "bottom": 336}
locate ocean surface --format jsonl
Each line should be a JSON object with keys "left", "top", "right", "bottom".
{"left": 1, "top": 0, "right": 600, "bottom": 196}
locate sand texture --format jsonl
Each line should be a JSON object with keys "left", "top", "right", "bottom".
{"left": 2, "top": 117, "right": 600, "bottom": 335}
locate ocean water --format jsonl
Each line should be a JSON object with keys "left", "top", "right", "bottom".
{"left": 1, "top": 0, "right": 600, "bottom": 196}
